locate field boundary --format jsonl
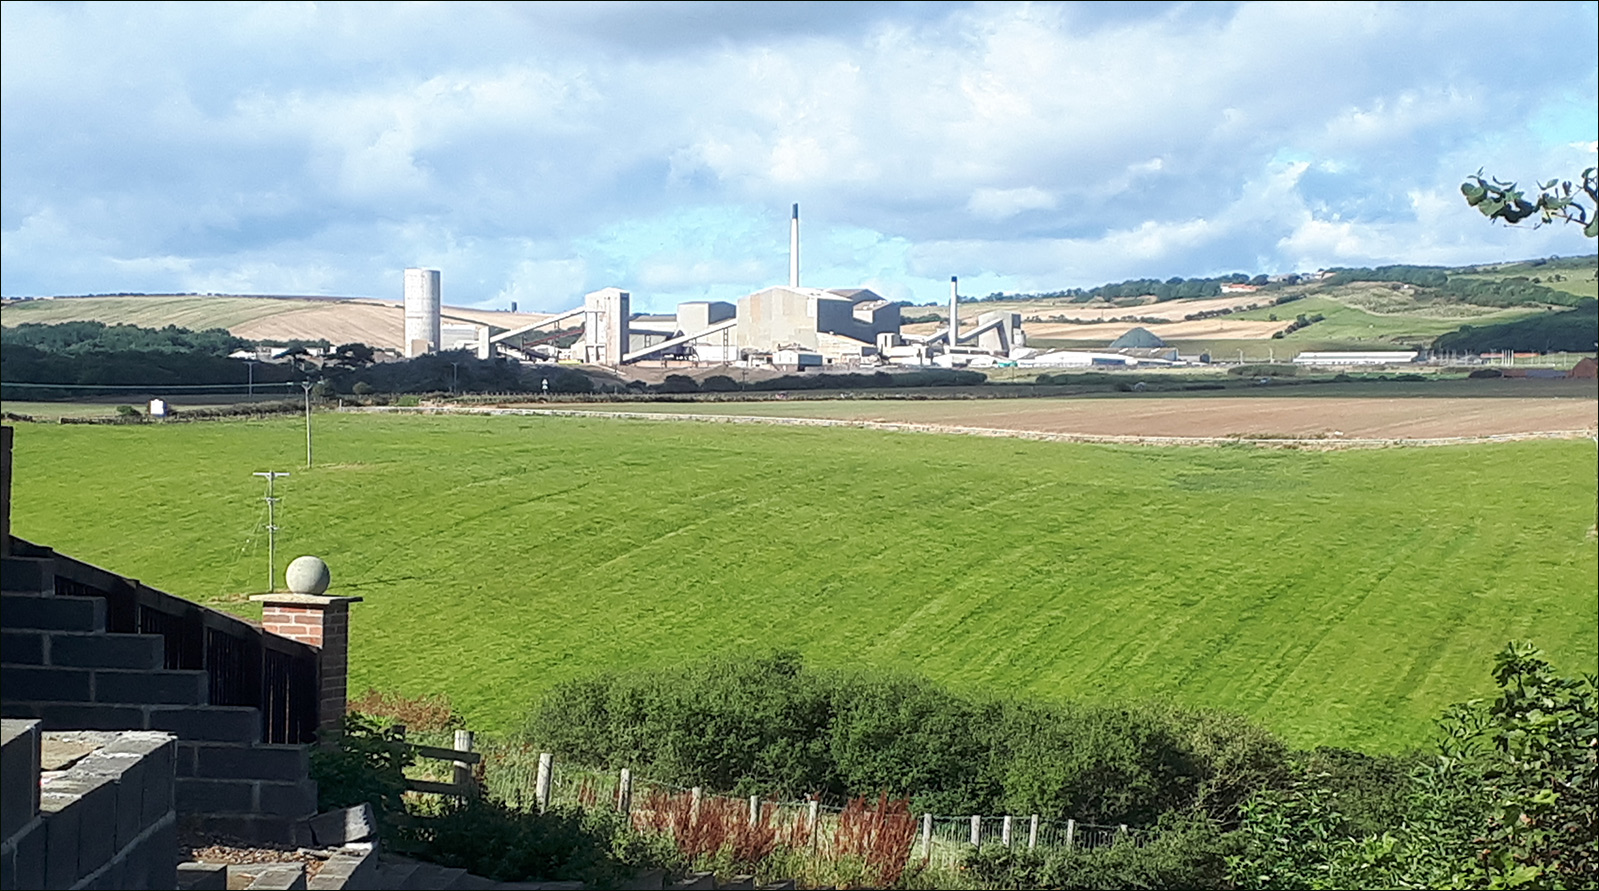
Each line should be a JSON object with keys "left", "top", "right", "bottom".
{"left": 343, "top": 404, "right": 1598, "bottom": 449}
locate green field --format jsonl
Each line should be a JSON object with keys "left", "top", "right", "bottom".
{"left": 6, "top": 413, "right": 1594, "bottom": 750}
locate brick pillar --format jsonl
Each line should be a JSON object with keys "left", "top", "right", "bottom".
{"left": 251, "top": 594, "right": 362, "bottom": 736}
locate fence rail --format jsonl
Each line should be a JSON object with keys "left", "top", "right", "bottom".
{"left": 478, "top": 748, "right": 1142, "bottom": 874}
{"left": 12, "top": 537, "right": 322, "bottom": 744}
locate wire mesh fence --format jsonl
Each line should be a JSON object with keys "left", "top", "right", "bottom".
{"left": 466, "top": 742, "right": 1144, "bottom": 876}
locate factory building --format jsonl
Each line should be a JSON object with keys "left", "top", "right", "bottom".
{"left": 423, "top": 204, "right": 1030, "bottom": 370}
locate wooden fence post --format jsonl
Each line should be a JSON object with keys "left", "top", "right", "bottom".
{"left": 1028, "top": 814, "right": 1039, "bottom": 850}
{"left": 618, "top": 768, "right": 633, "bottom": 815}
{"left": 1065, "top": 818, "right": 1075, "bottom": 848}
{"left": 808, "top": 800, "right": 820, "bottom": 832}
{"left": 1118, "top": 823, "right": 1128, "bottom": 843}
{"left": 535, "top": 752, "right": 553, "bottom": 811}
{"left": 1001, "top": 815, "right": 1013, "bottom": 848}
{"left": 970, "top": 815, "right": 981, "bottom": 847}
{"left": 691, "top": 786, "right": 702, "bottom": 822}
{"left": 921, "top": 813, "right": 933, "bottom": 859}
{"left": 749, "top": 795, "right": 760, "bottom": 825}
{"left": 452, "top": 730, "right": 475, "bottom": 794}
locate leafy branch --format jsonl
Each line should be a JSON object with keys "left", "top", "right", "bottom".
{"left": 1461, "top": 168, "right": 1598, "bottom": 238}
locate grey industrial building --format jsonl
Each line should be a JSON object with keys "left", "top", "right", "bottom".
{"left": 403, "top": 205, "right": 1027, "bottom": 369}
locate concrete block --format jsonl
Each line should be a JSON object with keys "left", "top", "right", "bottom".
{"left": 98, "top": 731, "right": 175, "bottom": 827}
{"left": 42, "top": 794, "right": 82, "bottom": 889}
{"left": 0, "top": 629, "right": 46, "bottom": 665}
{"left": 257, "top": 780, "right": 318, "bottom": 818}
{"left": 230, "top": 862, "right": 307, "bottom": 890}
{"left": 670, "top": 872, "right": 716, "bottom": 890}
{"left": 149, "top": 706, "right": 261, "bottom": 743}
{"left": 93, "top": 668, "right": 207, "bottom": 705}
{"left": 7, "top": 817, "right": 47, "bottom": 889}
{"left": 759, "top": 881, "right": 797, "bottom": 890}
{"left": 177, "top": 861, "right": 228, "bottom": 891}
{"left": 176, "top": 777, "right": 255, "bottom": 814}
{"left": 0, "top": 557, "right": 52, "bottom": 594}
{"left": 192, "top": 743, "right": 308, "bottom": 781}
{"left": 1, "top": 719, "right": 40, "bottom": 839}
{"left": 189, "top": 813, "right": 298, "bottom": 845}
{"left": 621, "top": 867, "right": 667, "bottom": 890}
{"left": 47, "top": 633, "right": 164, "bottom": 670}
{"left": 41, "top": 774, "right": 116, "bottom": 885}
{"left": 721, "top": 876, "right": 756, "bottom": 890}
{"left": 1, "top": 665, "right": 92, "bottom": 702}
{"left": 31, "top": 701, "right": 145, "bottom": 732}
{"left": 142, "top": 812, "right": 178, "bottom": 890}
{"left": 308, "top": 803, "right": 376, "bottom": 846}
{"left": 75, "top": 750, "right": 147, "bottom": 851}
{"left": 306, "top": 844, "right": 378, "bottom": 891}
{"left": 0, "top": 593, "right": 103, "bottom": 631}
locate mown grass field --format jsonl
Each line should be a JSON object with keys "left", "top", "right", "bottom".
{"left": 6, "top": 413, "right": 1594, "bottom": 751}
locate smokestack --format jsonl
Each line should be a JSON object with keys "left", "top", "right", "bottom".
{"left": 949, "top": 276, "right": 959, "bottom": 347}
{"left": 789, "top": 203, "right": 800, "bottom": 288}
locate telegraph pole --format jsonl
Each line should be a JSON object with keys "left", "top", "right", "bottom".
{"left": 300, "top": 381, "right": 314, "bottom": 467}
{"left": 253, "top": 471, "right": 290, "bottom": 592}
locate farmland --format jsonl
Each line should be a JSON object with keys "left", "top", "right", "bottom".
{"left": 6, "top": 410, "right": 1594, "bottom": 752}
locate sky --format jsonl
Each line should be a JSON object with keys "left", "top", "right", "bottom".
{"left": 2, "top": 1, "right": 1596, "bottom": 313}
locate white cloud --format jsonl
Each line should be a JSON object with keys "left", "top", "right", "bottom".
{"left": 2, "top": 1, "right": 1595, "bottom": 306}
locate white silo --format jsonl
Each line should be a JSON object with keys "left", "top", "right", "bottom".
{"left": 403, "top": 268, "right": 442, "bottom": 357}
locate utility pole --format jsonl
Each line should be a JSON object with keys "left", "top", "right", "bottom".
{"left": 253, "top": 471, "right": 290, "bottom": 592}
{"left": 300, "top": 381, "right": 314, "bottom": 467}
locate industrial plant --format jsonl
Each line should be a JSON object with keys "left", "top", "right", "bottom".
{"left": 400, "top": 205, "right": 1039, "bottom": 371}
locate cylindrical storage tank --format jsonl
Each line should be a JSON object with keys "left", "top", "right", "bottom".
{"left": 403, "top": 268, "right": 442, "bottom": 357}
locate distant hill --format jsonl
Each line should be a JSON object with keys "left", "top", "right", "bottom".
{"left": 0, "top": 294, "right": 552, "bottom": 351}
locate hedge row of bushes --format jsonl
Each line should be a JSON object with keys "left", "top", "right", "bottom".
{"left": 524, "top": 651, "right": 1286, "bottom": 827}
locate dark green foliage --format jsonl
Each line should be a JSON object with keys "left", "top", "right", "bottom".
{"left": 1462, "top": 169, "right": 1597, "bottom": 238}
{"left": 409, "top": 799, "right": 653, "bottom": 885}
{"left": 1, "top": 343, "right": 300, "bottom": 399}
{"left": 332, "top": 353, "right": 595, "bottom": 395}
{"left": 737, "top": 369, "right": 986, "bottom": 391}
{"left": 309, "top": 713, "right": 413, "bottom": 821}
{"left": 1325, "top": 266, "right": 1588, "bottom": 308}
{"left": 700, "top": 374, "right": 739, "bottom": 392}
{"left": 1271, "top": 313, "right": 1325, "bottom": 338}
{"left": 312, "top": 713, "right": 664, "bottom": 883}
{"left": 1433, "top": 299, "right": 1597, "bottom": 353}
{"left": 1, "top": 320, "right": 246, "bottom": 355}
{"left": 653, "top": 374, "right": 701, "bottom": 394}
{"left": 526, "top": 652, "right": 1286, "bottom": 826}
{"left": 1228, "top": 364, "right": 1298, "bottom": 377}
{"left": 1228, "top": 643, "right": 1596, "bottom": 890}
{"left": 963, "top": 815, "right": 1236, "bottom": 890}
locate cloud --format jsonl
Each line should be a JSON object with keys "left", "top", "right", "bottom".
{"left": 2, "top": 1, "right": 1595, "bottom": 307}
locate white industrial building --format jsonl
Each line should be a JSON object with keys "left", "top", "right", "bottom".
{"left": 1293, "top": 351, "right": 1420, "bottom": 366}
{"left": 401, "top": 205, "right": 1033, "bottom": 370}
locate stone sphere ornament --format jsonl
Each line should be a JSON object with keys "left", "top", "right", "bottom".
{"left": 284, "top": 555, "right": 331, "bottom": 595}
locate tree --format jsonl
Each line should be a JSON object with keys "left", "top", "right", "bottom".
{"left": 1462, "top": 168, "right": 1598, "bottom": 237}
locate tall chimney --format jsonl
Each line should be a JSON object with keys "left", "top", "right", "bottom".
{"left": 789, "top": 203, "right": 800, "bottom": 288}
{"left": 949, "top": 276, "right": 959, "bottom": 347}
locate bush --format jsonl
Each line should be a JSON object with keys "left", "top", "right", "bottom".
{"left": 1468, "top": 367, "right": 1503, "bottom": 379}
{"left": 653, "top": 374, "right": 700, "bottom": 394}
{"left": 700, "top": 375, "right": 740, "bottom": 392}
{"left": 352, "top": 381, "right": 376, "bottom": 395}
{"left": 963, "top": 814, "right": 1236, "bottom": 890}
{"left": 1228, "top": 364, "right": 1297, "bottom": 377}
{"left": 525, "top": 653, "right": 1285, "bottom": 826}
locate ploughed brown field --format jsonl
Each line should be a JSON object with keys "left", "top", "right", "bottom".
{"left": 573, "top": 387, "right": 1598, "bottom": 440}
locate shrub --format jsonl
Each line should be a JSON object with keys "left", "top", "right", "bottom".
{"left": 964, "top": 814, "right": 1236, "bottom": 890}
{"left": 352, "top": 381, "right": 376, "bottom": 395}
{"left": 700, "top": 375, "right": 740, "bottom": 392}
